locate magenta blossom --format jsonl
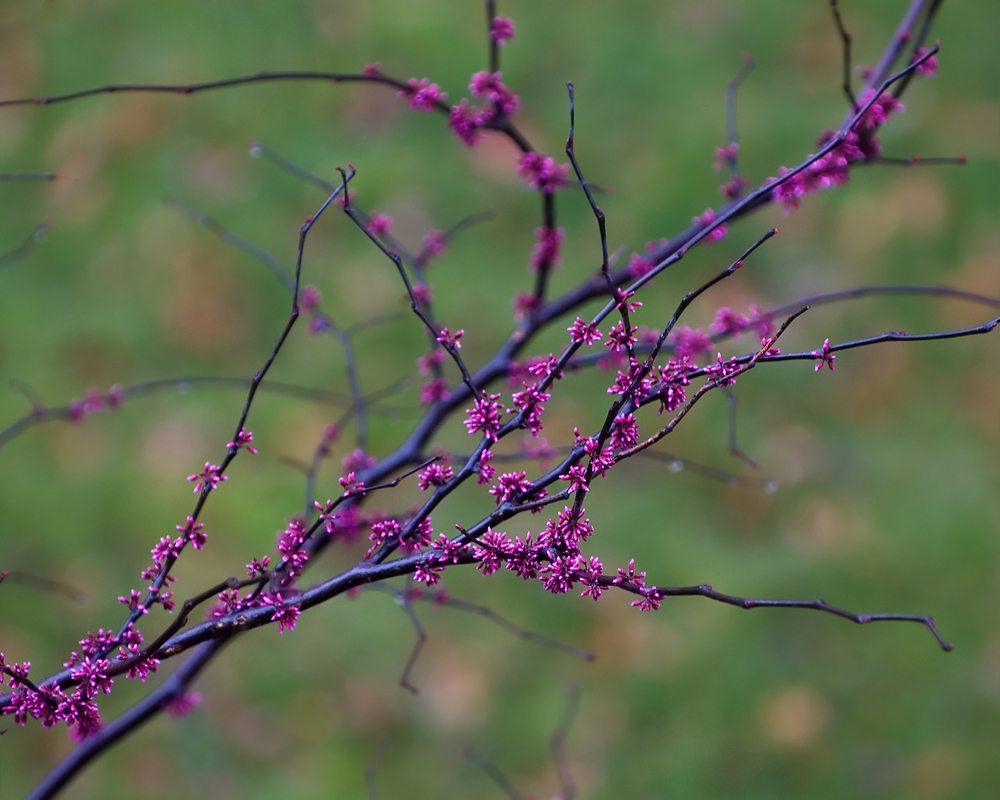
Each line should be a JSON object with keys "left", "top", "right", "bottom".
{"left": 436, "top": 326, "right": 464, "bottom": 349}
{"left": 300, "top": 285, "right": 321, "bottom": 311}
{"left": 477, "top": 448, "right": 496, "bottom": 485}
{"left": 186, "top": 462, "right": 226, "bottom": 494}
{"left": 449, "top": 100, "right": 487, "bottom": 145}
{"left": 714, "top": 141, "right": 739, "bottom": 170}
{"left": 670, "top": 326, "right": 713, "bottom": 360}
{"left": 399, "top": 77, "right": 446, "bottom": 111}
{"left": 913, "top": 46, "right": 939, "bottom": 76}
{"left": 530, "top": 226, "right": 564, "bottom": 271}
{"left": 813, "top": 338, "right": 837, "bottom": 372}
{"left": 421, "top": 228, "right": 447, "bottom": 256}
{"left": 418, "top": 461, "right": 454, "bottom": 491}
{"left": 342, "top": 448, "right": 376, "bottom": 472}
{"left": 693, "top": 207, "right": 727, "bottom": 242}
{"left": 246, "top": 555, "right": 270, "bottom": 577}
{"left": 176, "top": 516, "right": 207, "bottom": 549}
{"left": 264, "top": 593, "right": 301, "bottom": 634}
{"left": 610, "top": 413, "right": 639, "bottom": 450}
{"left": 367, "top": 213, "right": 392, "bottom": 237}
{"left": 164, "top": 692, "right": 202, "bottom": 717}
{"left": 420, "top": 377, "right": 449, "bottom": 404}
{"left": 490, "top": 16, "right": 516, "bottom": 44}
{"left": 490, "top": 470, "right": 534, "bottom": 504}
{"left": 568, "top": 316, "right": 602, "bottom": 345}
{"left": 468, "top": 70, "right": 520, "bottom": 115}
{"left": 628, "top": 253, "right": 654, "bottom": 279}
{"left": 517, "top": 152, "right": 568, "bottom": 193}
{"left": 465, "top": 393, "right": 505, "bottom": 440}
{"left": 711, "top": 306, "right": 750, "bottom": 336}
{"left": 513, "top": 292, "right": 543, "bottom": 319}
{"left": 605, "top": 321, "right": 637, "bottom": 354}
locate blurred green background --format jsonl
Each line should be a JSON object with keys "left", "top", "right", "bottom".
{"left": 1, "top": 1, "right": 998, "bottom": 797}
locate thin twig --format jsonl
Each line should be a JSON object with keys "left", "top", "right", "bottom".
{"left": 829, "top": 1, "right": 858, "bottom": 109}
{"left": 0, "top": 222, "right": 47, "bottom": 271}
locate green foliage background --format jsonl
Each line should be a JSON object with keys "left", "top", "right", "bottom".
{"left": 1, "top": 1, "right": 997, "bottom": 797}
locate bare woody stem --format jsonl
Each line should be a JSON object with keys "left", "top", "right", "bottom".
{"left": 3, "top": 3, "right": 993, "bottom": 795}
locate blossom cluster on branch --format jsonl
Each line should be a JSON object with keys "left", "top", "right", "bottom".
{"left": 0, "top": 1, "right": 996, "bottom": 797}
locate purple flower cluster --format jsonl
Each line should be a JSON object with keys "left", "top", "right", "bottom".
{"left": 399, "top": 77, "right": 447, "bottom": 111}
{"left": 66, "top": 385, "right": 124, "bottom": 423}
{"left": 464, "top": 393, "right": 505, "bottom": 441}
{"left": 517, "top": 152, "right": 569, "bottom": 193}
{"left": 447, "top": 70, "right": 522, "bottom": 145}
{"left": 771, "top": 91, "right": 904, "bottom": 211}
{"left": 530, "top": 226, "right": 564, "bottom": 271}
{"left": 490, "top": 16, "right": 516, "bottom": 45}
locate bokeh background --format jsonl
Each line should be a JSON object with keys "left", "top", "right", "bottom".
{"left": 1, "top": 1, "right": 998, "bottom": 797}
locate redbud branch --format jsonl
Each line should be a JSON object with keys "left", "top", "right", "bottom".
{"left": 722, "top": 387, "right": 759, "bottom": 468}
{"left": 486, "top": 1, "right": 501, "bottom": 74}
{"left": 829, "top": 1, "right": 858, "bottom": 109}
{"left": 858, "top": 0, "right": 929, "bottom": 96}
{"left": 865, "top": 155, "right": 967, "bottom": 166}
{"left": 248, "top": 139, "right": 338, "bottom": 192}
{"left": 105, "top": 176, "right": 351, "bottom": 653}
{"left": 4, "top": 5, "right": 982, "bottom": 788}
{"left": 574, "top": 228, "right": 777, "bottom": 512}
{"left": 443, "top": 309, "right": 987, "bottom": 579}
{"left": 638, "top": 229, "right": 777, "bottom": 371}
{"left": 396, "top": 593, "right": 427, "bottom": 694}
{"left": 724, "top": 52, "right": 755, "bottom": 184}
{"left": 407, "top": 591, "right": 593, "bottom": 661}
{"left": 301, "top": 377, "right": 414, "bottom": 513}
{"left": 131, "top": 578, "right": 258, "bottom": 669}
{"left": 269, "top": 455, "right": 439, "bottom": 587}
{"left": 0, "top": 5, "right": 931, "bottom": 363}
{"left": 337, "top": 168, "right": 480, "bottom": 398}
{"left": 678, "top": 315, "right": 999, "bottom": 377}
{"left": 415, "top": 211, "right": 496, "bottom": 267}
{"left": 465, "top": 685, "right": 580, "bottom": 800}
{"left": 366, "top": 736, "right": 389, "bottom": 800}
{"left": 0, "top": 0, "right": 910, "bottom": 522}
{"left": 0, "top": 550, "right": 475, "bottom": 705}
{"left": 443, "top": 445, "right": 572, "bottom": 464}
{"left": 28, "top": 639, "right": 227, "bottom": 800}
{"left": 350, "top": 209, "right": 451, "bottom": 370}
{"left": 1, "top": 667, "right": 50, "bottom": 702}
{"left": 644, "top": 45, "right": 939, "bottom": 290}
{"left": 0, "top": 172, "right": 56, "bottom": 182}
{"left": 465, "top": 747, "right": 523, "bottom": 799}
{"left": 635, "top": 451, "right": 776, "bottom": 491}
{"left": 531, "top": 192, "right": 559, "bottom": 306}
{"left": 0, "top": 70, "right": 450, "bottom": 112}
{"left": 565, "top": 82, "right": 636, "bottom": 360}
{"left": 251, "top": 136, "right": 492, "bottom": 388}
{"left": 561, "top": 283, "right": 998, "bottom": 375}
{"left": 447, "top": 442, "right": 775, "bottom": 491}
{"left": 0, "top": 48, "right": 555, "bottom": 309}
{"left": 10, "top": 286, "right": 983, "bottom": 713}
{"left": 168, "top": 199, "right": 294, "bottom": 290}
{"left": 0, "top": 222, "right": 47, "bottom": 271}
{"left": 600, "top": 577, "right": 952, "bottom": 651}
{"left": 0, "top": 375, "right": 350, "bottom": 452}
{"left": 551, "top": 685, "right": 581, "bottom": 800}
{"left": 621, "top": 308, "right": 809, "bottom": 461}
{"left": 0, "top": 569, "right": 86, "bottom": 604}
{"left": 763, "top": 283, "right": 999, "bottom": 319}
{"left": 893, "top": 0, "right": 944, "bottom": 100}
{"left": 170, "top": 197, "right": 371, "bottom": 448}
